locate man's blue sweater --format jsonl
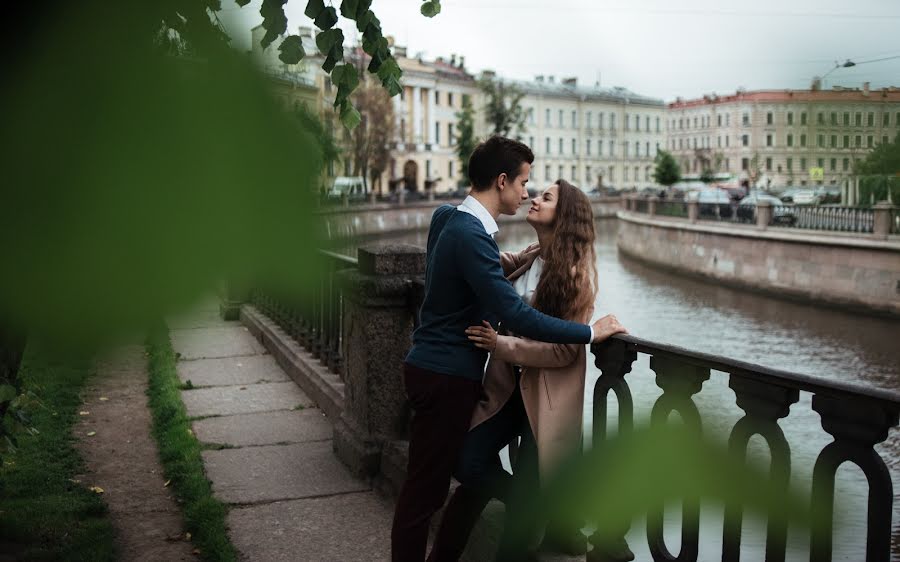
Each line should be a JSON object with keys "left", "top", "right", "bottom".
{"left": 405, "top": 205, "right": 591, "bottom": 381}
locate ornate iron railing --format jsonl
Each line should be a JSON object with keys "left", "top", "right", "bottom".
{"left": 592, "top": 335, "right": 900, "bottom": 562}
{"left": 783, "top": 205, "right": 875, "bottom": 233}
{"left": 250, "top": 249, "right": 357, "bottom": 377}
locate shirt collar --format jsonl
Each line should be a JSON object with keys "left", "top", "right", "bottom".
{"left": 457, "top": 195, "right": 499, "bottom": 237}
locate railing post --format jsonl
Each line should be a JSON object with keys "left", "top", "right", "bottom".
{"left": 872, "top": 201, "right": 896, "bottom": 239}
{"left": 756, "top": 199, "right": 774, "bottom": 230}
{"left": 624, "top": 195, "right": 633, "bottom": 212}
{"left": 333, "top": 244, "right": 426, "bottom": 478}
{"left": 687, "top": 199, "right": 699, "bottom": 223}
{"left": 648, "top": 196, "right": 659, "bottom": 217}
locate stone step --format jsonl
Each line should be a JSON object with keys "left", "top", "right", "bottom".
{"left": 193, "top": 409, "right": 331, "bottom": 448}
{"left": 202, "top": 441, "right": 370, "bottom": 505}
{"left": 171, "top": 326, "right": 266, "bottom": 360}
{"left": 182, "top": 381, "right": 313, "bottom": 418}
{"left": 177, "top": 355, "right": 288, "bottom": 388}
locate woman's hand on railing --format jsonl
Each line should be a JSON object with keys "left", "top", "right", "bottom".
{"left": 591, "top": 314, "right": 628, "bottom": 343}
{"left": 466, "top": 320, "right": 497, "bottom": 352}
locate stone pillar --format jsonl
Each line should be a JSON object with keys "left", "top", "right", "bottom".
{"left": 687, "top": 199, "right": 699, "bottom": 223}
{"left": 756, "top": 199, "right": 773, "bottom": 230}
{"left": 427, "top": 188, "right": 435, "bottom": 202}
{"left": 648, "top": 196, "right": 659, "bottom": 217}
{"left": 426, "top": 88, "right": 435, "bottom": 147}
{"left": 413, "top": 86, "right": 423, "bottom": 145}
{"left": 341, "top": 192, "right": 350, "bottom": 208}
{"left": 334, "top": 244, "right": 426, "bottom": 478}
{"left": 873, "top": 202, "right": 896, "bottom": 240}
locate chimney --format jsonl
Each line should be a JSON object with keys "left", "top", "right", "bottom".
{"left": 811, "top": 77, "right": 821, "bottom": 91}
{"left": 863, "top": 82, "right": 870, "bottom": 96}
{"left": 298, "top": 26, "right": 313, "bottom": 39}
{"left": 535, "top": 75, "right": 544, "bottom": 83}
{"left": 562, "top": 77, "right": 577, "bottom": 87}
{"left": 480, "top": 69, "right": 496, "bottom": 80}
{"left": 450, "top": 54, "right": 456, "bottom": 66}
{"left": 458, "top": 56, "right": 465, "bottom": 68}
{"left": 548, "top": 75, "right": 555, "bottom": 84}
{"left": 394, "top": 45, "right": 407, "bottom": 58}
{"left": 436, "top": 56, "right": 444, "bottom": 63}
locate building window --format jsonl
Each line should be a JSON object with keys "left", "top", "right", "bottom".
{"left": 545, "top": 137, "right": 551, "bottom": 154}
{"left": 726, "top": 114, "right": 731, "bottom": 126}
{"left": 766, "top": 157, "right": 772, "bottom": 171}
{"left": 855, "top": 135, "right": 862, "bottom": 147}
{"left": 571, "top": 165, "right": 577, "bottom": 181}
{"left": 545, "top": 108, "right": 551, "bottom": 126}
{"left": 646, "top": 142, "right": 650, "bottom": 156}
{"left": 598, "top": 113, "right": 605, "bottom": 129}
{"left": 586, "top": 166, "right": 592, "bottom": 184}
{"left": 817, "top": 158, "right": 824, "bottom": 168}
{"left": 635, "top": 143, "right": 640, "bottom": 157}
{"left": 883, "top": 113, "right": 890, "bottom": 126}
{"left": 586, "top": 139, "right": 591, "bottom": 156}
{"left": 610, "top": 140, "right": 615, "bottom": 156}
{"left": 571, "top": 111, "right": 577, "bottom": 129}
{"left": 855, "top": 112, "right": 862, "bottom": 126}
{"left": 545, "top": 165, "right": 551, "bottom": 180}
{"left": 787, "top": 134, "right": 793, "bottom": 147}
{"left": 558, "top": 110, "right": 564, "bottom": 128}
{"left": 528, "top": 135, "right": 534, "bottom": 150}
{"left": 830, "top": 158, "right": 836, "bottom": 171}
{"left": 843, "top": 135, "right": 850, "bottom": 148}
{"left": 867, "top": 135, "right": 874, "bottom": 148}
{"left": 896, "top": 112, "right": 900, "bottom": 125}
{"left": 435, "top": 122, "right": 440, "bottom": 145}
{"left": 717, "top": 114, "right": 722, "bottom": 127}
{"left": 449, "top": 123, "right": 455, "bottom": 144}
{"left": 766, "top": 134, "right": 773, "bottom": 147}
{"left": 448, "top": 92, "right": 454, "bottom": 106}
{"left": 572, "top": 139, "right": 577, "bottom": 154}
{"left": 624, "top": 141, "right": 630, "bottom": 158}
{"left": 742, "top": 158, "right": 749, "bottom": 171}
{"left": 830, "top": 135, "right": 837, "bottom": 148}
{"left": 559, "top": 138, "right": 564, "bottom": 154}
{"left": 801, "top": 158, "right": 807, "bottom": 171}
{"left": 742, "top": 134, "right": 749, "bottom": 147}
{"left": 558, "top": 165, "right": 564, "bottom": 179}
{"left": 598, "top": 140, "right": 603, "bottom": 156}
{"left": 679, "top": 118, "right": 683, "bottom": 130}
{"left": 725, "top": 158, "right": 730, "bottom": 171}
{"left": 800, "top": 134, "right": 807, "bottom": 147}
{"left": 586, "top": 112, "right": 592, "bottom": 129}
{"left": 656, "top": 117, "right": 661, "bottom": 132}
{"left": 817, "top": 112, "right": 825, "bottom": 125}
{"left": 449, "top": 160, "right": 454, "bottom": 178}
{"left": 830, "top": 112, "right": 837, "bottom": 125}
{"left": 884, "top": 135, "right": 890, "bottom": 145}
{"left": 817, "top": 134, "right": 824, "bottom": 148}
{"left": 435, "top": 90, "right": 440, "bottom": 104}
{"left": 624, "top": 167, "right": 629, "bottom": 181}
{"left": 646, "top": 116, "right": 651, "bottom": 131}
{"left": 767, "top": 112, "right": 773, "bottom": 125}
{"left": 625, "top": 114, "right": 630, "bottom": 131}
{"left": 678, "top": 138, "right": 683, "bottom": 150}
{"left": 527, "top": 108, "right": 535, "bottom": 125}
{"left": 868, "top": 112, "right": 874, "bottom": 127}
{"left": 843, "top": 112, "right": 850, "bottom": 126}
{"left": 842, "top": 158, "right": 849, "bottom": 171}
{"left": 800, "top": 112, "right": 807, "bottom": 125}
{"left": 787, "top": 112, "right": 794, "bottom": 125}
{"left": 718, "top": 136, "right": 722, "bottom": 148}
{"left": 725, "top": 136, "right": 729, "bottom": 147}
{"left": 610, "top": 113, "right": 617, "bottom": 130}
{"left": 787, "top": 157, "right": 793, "bottom": 171}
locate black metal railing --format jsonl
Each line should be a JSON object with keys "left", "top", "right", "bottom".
{"left": 784, "top": 205, "right": 875, "bottom": 233}
{"left": 251, "top": 249, "right": 357, "bottom": 377}
{"left": 656, "top": 200, "right": 689, "bottom": 218}
{"left": 634, "top": 199, "right": 649, "bottom": 214}
{"left": 591, "top": 335, "right": 900, "bottom": 562}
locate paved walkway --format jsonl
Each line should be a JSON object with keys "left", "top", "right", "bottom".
{"left": 170, "top": 302, "right": 395, "bottom": 561}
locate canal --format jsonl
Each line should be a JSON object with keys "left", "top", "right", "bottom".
{"left": 348, "top": 218, "right": 900, "bottom": 561}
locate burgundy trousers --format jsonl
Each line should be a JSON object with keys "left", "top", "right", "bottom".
{"left": 390, "top": 363, "right": 482, "bottom": 562}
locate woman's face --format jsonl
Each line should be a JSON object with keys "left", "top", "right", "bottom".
{"left": 526, "top": 184, "right": 559, "bottom": 229}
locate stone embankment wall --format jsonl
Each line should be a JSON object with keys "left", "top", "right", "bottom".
{"left": 317, "top": 197, "right": 622, "bottom": 240}
{"left": 617, "top": 212, "right": 900, "bottom": 317}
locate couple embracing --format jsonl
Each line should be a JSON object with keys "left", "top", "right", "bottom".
{"left": 391, "top": 136, "right": 633, "bottom": 562}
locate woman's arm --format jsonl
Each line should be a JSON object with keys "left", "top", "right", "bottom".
{"left": 499, "top": 242, "right": 540, "bottom": 276}
{"left": 492, "top": 334, "right": 582, "bottom": 369}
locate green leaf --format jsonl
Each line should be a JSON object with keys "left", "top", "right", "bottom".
{"left": 376, "top": 57, "right": 401, "bottom": 82}
{"left": 367, "top": 50, "right": 384, "bottom": 73}
{"left": 304, "top": 0, "right": 326, "bottom": 19}
{"left": 340, "top": 0, "right": 359, "bottom": 19}
{"left": 340, "top": 103, "right": 361, "bottom": 130}
{"left": 383, "top": 74, "right": 403, "bottom": 97}
{"left": 333, "top": 64, "right": 359, "bottom": 91}
{"left": 278, "top": 35, "right": 306, "bottom": 64}
{"left": 356, "top": 9, "right": 374, "bottom": 32}
{"left": 315, "top": 28, "right": 344, "bottom": 55}
{"left": 314, "top": 6, "right": 338, "bottom": 30}
{"left": 421, "top": 1, "right": 441, "bottom": 17}
{"left": 0, "top": 384, "right": 16, "bottom": 403}
{"left": 235, "top": 0, "right": 252, "bottom": 6}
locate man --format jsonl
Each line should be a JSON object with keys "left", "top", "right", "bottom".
{"left": 391, "top": 136, "right": 626, "bottom": 562}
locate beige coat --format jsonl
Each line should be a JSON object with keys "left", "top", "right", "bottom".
{"left": 470, "top": 244, "right": 590, "bottom": 480}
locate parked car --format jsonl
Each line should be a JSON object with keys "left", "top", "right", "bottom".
{"left": 816, "top": 186, "right": 842, "bottom": 204}
{"left": 326, "top": 176, "right": 367, "bottom": 201}
{"left": 687, "top": 189, "right": 733, "bottom": 219}
{"left": 736, "top": 193, "right": 797, "bottom": 225}
{"left": 792, "top": 189, "right": 822, "bottom": 205}
{"left": 779, "top": 188, "right": 804, "bottom": 203}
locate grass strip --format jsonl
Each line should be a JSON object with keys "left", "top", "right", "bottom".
{"left": 146, "top": 325, "right": 237, "bottom": 562}
{"left": 0, "top": 345, "right": 115, "bottom": 561}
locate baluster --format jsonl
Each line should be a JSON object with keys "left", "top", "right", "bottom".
{"left": 722, "top": 376, "right": 799, "bottom": 562}
{"left": 590, "top": 338, "right": 638, "bottom": 553}
{"left": 647, "top": 356, "right": 710, "bottom": 562}
{"left": 809, "top": 395, "right": 899, "bottom": 562}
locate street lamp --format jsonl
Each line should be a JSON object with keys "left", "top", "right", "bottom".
{"left": 819, "top": 59, "right": 856, "bottom": 89}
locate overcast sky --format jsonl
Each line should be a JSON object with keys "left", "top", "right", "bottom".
{"left": 217, "top": 0, "right": 900, "bottom": 101}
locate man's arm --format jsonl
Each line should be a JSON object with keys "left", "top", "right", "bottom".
{"left": 456, "top": 228, "right": 591, "bottom": 344}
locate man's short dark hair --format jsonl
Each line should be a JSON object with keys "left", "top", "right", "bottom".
{"left": 467, "top": 136, "right": 534, "bottom": 191}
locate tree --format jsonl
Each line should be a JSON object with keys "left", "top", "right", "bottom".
{"left": 653, "top": 150, "right": 681, "bottom": 187}
{"left": 295, "top": 104, "right": 342, "bottom": 192}
{"left": 454, "top": 94, "right": 477, "bottom": 187}
{"left": 855, "top": 131, "right": 900, "bottom": 175}
{"left": 349, "top": 79, "right": 395, "bottom": 194}
{"left": 479, "top": 77, "right": 527, "bottom": 139}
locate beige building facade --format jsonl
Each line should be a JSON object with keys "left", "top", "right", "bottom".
{"left": 667, "top": 86, "right": 900, "bottom": 189}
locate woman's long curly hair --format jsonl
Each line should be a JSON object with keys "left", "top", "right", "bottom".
{"left": 532, "top": 179, "right": 598, "bottom": 322}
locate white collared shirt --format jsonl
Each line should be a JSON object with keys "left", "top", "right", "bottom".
{"left": 457, "top": 195, "right": 499, "bottom": 238}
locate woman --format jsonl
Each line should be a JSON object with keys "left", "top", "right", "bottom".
{"left": 427, "top": 180, "right": 629, "bottom": 562}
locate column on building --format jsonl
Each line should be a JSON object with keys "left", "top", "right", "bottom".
{"left": 426, "top": 84, "right": 436, "bottom": 148}
{"left": 413, "top": 86, "right": 423, "bottom": 146}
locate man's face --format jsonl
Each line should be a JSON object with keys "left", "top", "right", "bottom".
{"left": 498, "top": 163, "right": 531, "bottom": 215}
